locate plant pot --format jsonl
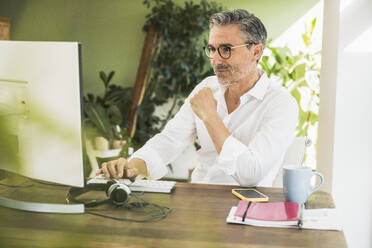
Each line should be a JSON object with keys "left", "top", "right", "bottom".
{"left": 86, "top": 137, "right": 134, "bottom": 178}
{"left": 94, "top": 136, "right": 109, "bottom": 151}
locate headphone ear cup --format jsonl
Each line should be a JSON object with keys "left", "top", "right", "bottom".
{"left": 106, "top": 180, "right": 131, "bottom": 206}
{"left": 105, "top": 180, "right": 116, "bottom": 195}
{"left": 111, "top": 185, "right": 130, "bottom": 205}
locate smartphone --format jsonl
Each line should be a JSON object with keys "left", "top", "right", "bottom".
{"left": 232, "top": 188, "right": 269, "bottom": 202}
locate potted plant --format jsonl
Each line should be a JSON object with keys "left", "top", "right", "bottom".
{"left": 259, "top": 18, "right": 320, "bottom": 166}
{"left": 83, "top": 71, "right": 133, "bottom": 175}
{"left": 133, "top": 0, "right": 223, "bottom": 147}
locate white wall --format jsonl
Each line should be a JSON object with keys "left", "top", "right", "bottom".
{"left": 334, "top": 0, "right": 372, "bottom": 246}
{"left": 319, "top": 0, "right": 372, "bottom": 247}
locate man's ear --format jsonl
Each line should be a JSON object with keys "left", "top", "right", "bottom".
{"left": 253, "top": 43, "right": 263, "bottom": 60}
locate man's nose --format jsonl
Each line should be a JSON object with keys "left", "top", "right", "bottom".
{"left": 211, "top": 52, "right": 225, "bottom": 66}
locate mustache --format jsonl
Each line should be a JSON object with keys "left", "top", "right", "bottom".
{"left": 214, "top": 64, "right": 231, "bottom": 71}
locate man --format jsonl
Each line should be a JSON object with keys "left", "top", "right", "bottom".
{"left": 96, "top": 9, "right": 298, "bottom": 187}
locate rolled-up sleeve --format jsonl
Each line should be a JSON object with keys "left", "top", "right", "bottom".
{"left": 217, "top": 94, "right": 298, "bottom": 186}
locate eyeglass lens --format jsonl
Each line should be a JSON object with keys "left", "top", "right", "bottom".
{"left": 205, "top": 45, "right": 231, "bottom": 59}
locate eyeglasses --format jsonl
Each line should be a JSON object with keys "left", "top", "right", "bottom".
{"left": 204, "top": 43, "right": 255, "bottom": 59}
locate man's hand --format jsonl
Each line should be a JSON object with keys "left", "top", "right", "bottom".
{"left": 190, "top": 87, "right": 230, "bottom": 154}
{"left": 96, "top": 158, "right": 146, "bottom": 179}
{"left": 190, "top": 88, "right": 218, "bottom": 121}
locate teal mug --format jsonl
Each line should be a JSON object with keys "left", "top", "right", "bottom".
{"left": 283, "top": 165, "right": 324, "bottom": 203}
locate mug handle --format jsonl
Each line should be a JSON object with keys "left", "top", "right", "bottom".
{"left": 309, "top": 171, "right": 324, "bottom": 196}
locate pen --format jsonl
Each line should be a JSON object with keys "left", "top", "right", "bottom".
{"left": 298, "top": 203, "right": 304, "bottom": 230}
{"left": 242, "top": 201, "right": 252, "bottom": 222}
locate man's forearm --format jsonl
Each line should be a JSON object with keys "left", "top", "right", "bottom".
{"left": 202, "top": 113, "right": 230, "bottom": 154}
{"left": 189, "top": 87, "right": 230, "bottom": 153}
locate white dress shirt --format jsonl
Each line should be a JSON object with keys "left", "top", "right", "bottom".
{"left": 130, "top": 72, "right": 298, "bottom": 186}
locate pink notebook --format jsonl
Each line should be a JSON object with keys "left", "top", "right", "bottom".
{"left": 234, "top": 200, "right": 299, "bottom": 222}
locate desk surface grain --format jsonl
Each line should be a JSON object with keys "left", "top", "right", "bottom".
{"left": 0, "top": 175, "right": 347, "bottom": 248}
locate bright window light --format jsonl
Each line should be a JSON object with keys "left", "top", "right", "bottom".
{"left": 344, "top": 25, "right": 372, "bottom": 52}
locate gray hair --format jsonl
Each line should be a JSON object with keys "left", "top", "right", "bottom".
{"left": 209, "top": 9, "right": 267, "bottom": 48}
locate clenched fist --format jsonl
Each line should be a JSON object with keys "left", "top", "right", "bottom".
{"left": 190, "top": 88, "right": 218, "bottom": 121}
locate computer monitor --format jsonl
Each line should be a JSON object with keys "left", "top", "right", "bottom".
{"left": 0, "top": 41, "right": 85, "bottom": 213}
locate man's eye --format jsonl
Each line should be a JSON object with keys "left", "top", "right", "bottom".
{"left": 221, "top": 46, "right": 231, "bottom": 53}
{"left": 208, "top": 47, "right": 216, "bottom": 53}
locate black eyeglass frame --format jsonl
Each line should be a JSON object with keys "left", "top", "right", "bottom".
{"left": 203, "top": 43, "right": 256, "bottom": 59}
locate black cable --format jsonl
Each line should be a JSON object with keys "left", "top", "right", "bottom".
{"left": 86, "top": 202, "right": 171, "bottom": 223}
{"left": 86, "top": 194, "right": 172, "bottom": 222}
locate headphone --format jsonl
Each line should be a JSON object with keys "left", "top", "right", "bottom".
{"left": 67, "top": 179, "right": 132, "bottom": 207}
{"left": 105, "top": 179, "right": 131, "bottom": 206}
{"left": 67, "top": 179, "right": 172, "bottom": 222}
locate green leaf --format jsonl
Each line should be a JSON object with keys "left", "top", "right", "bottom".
{"left": 296, "top": 107, "right": 307, "bottom": 137}
{"left": 100, "top": 71, "right": 109, "bottom": 88}
{"left": 298, "top": 80, "right": 309, "bottom": 88}
{"left": 311, "top": 18, "right": 316, "bottom": 35}
{"left": 100, "top": 71, "right": 107, "bottom": 83}
{"left": 84, "top": 102, "right": 114, "bottom": 143}
{"left": 290, "top": 87, "right": 301, "bottom": 105}
{"left": 309, "top": 111, "right": 318, "bottom": 125}
{"left": 293, "top": 63, "right": 306, "bottom": 81}
{"left": 296, "top": 127, "right": 307, "bottom": 137}
{"left": 259, "top": 56, "right": 271, "bottom": 76}
{"left": 261, "top": 55, "right": 269, "bottom": 63}
{"left": 277, "top": 47, "right": 292, "bottom": 58}
{"left": 302, "top": 34, "right": 310, "bottom": 47}
{"left": 298, "top": 107, "right": 307, "bottom": 125}
{"left": 285, "top": 56, "right": 294, "bottom": 66}
{"left": 107, "top": 71, "right": 115, "bottom": 85}
{"left": 271, "top": 48, "right": 284, "bottom": 65}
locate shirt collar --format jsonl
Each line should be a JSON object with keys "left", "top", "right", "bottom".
{"left": 245, "top": 71, "right": 269, "bottom": 101}
{"left": 217, "top": 71, "right": 270, "bottom": 103}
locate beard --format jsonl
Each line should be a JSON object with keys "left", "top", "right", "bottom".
{"left": 213, "top": 64, "right": 249, "bottom": 87}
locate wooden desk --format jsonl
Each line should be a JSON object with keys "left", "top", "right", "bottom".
{"left": 0, "top": 175, "right": 347, "bottom": 248}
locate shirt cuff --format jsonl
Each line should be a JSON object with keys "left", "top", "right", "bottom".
{"left": 129, "top": 148, "right": 168, "bottom": 180}
{"left": 217, "top": 135, "right": 247, "bottom": 175}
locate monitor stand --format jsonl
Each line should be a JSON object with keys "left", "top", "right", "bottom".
{"left": 0, "top": 170, "right": 84, "bottom": 214}
{"left": 0, "top": 196, "right": 84, "bottom": 213}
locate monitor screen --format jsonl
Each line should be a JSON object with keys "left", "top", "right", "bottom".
{"left": 0, "top": 41, "right": 85, "bottom": 187}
